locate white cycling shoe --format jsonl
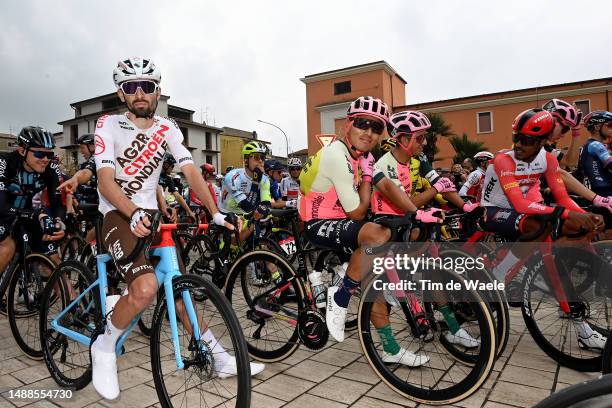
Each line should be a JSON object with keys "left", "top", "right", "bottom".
{"left": 216, "top": 356, "right": 265, "bottom": 379}
{"left": 91, "top": 342, "right": 120, "bottom": 400}
{"left": 445, "top": 328, "right": 480, "bottom": 349}
{"left": 326, "top": 286, "right": 347, "bottom": 343}
{"left": 382, "top": 348, "right": 429, "bottom": 367}
{"left": 578, "top": 331, "right": 607, "bottom": 350}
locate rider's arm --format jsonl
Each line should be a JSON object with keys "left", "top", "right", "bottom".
{"left": 494, "top": 154, "right": 562, "bottom": 217}
{"left": 559, "top": 168, "right": 596, "bottom": 201}
{"left": 459, "top": 170, "right": 480, "bottom": 197}
{"left": 173, "top": 191, "right": 192, "bottom": 215}
{"left": 560, "top": 136, "right": 580, "bottom": 170}
{"left": 588, "top": 140, "right": 612, "bottom": 174}
{"left": 329, "top": 150, "right": 370, "bottom": 220}
{"left": 543, "top": 154, "right": 585, "bottom": 214}
{"left": 73, "top": 168, "right": 93, "bottom": 186}
{"left": 0, "top": 155, "right": 12, "bottom": 214}
{"left": 156, "top": 186, "right": 169, "bottom": 213}
{"left": 375, "top": 177, "right": 418, "bottom": 213}
{"left": 345, "top": 179, "right": 373, "bottom": 220}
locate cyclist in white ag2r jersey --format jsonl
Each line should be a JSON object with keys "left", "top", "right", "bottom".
{"left": 91, "top": 56, "right": 263, "bottom": 401}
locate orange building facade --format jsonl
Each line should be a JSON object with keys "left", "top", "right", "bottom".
{"left": 301, "top": 62, "right": 612, "bottom": 166}
{"left": 300, "top": 61, "right": 406, "bottom": 155}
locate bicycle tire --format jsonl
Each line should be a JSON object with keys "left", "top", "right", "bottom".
{"left": 533, "top": 374, "right": 612, "bottom": 408}
{"left": 225, "top": 249, "right": 305, "bottom": 362}
{"left": 521, "top": 254, "right": 603, "bottom": 372}
{"left": 439, "top": 248, "right": 510, "bottom": 358}
{"left": 603, "top": 337, "right": 612, "bottom": 374}
{"left": 7, "top": 253, "right": 63, "bottom": 360}
{"left": 62, "top": 235, "right": 87, "bottom": 262}
{"left": 151, "top": 274, "right": 251, "bottom": 408}
{"left": 40, "top": 260, "right": 100, "bottom": 390}
{"left": 358, "top": 269, "right": 496, "bottom": 405}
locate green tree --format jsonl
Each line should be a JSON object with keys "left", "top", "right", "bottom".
{"left": 423, "top": 112, "right": 455, "bottom": 162}
{"left": 448, "top": 133, "right": 487, "bottom": 164}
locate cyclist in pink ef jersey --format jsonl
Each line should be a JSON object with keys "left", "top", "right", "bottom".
{"left": 300, "top": 97, "right": 430, "bottom": 367}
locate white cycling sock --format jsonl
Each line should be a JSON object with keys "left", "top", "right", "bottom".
{"left": 94, "top": 317, "right": 125, "bottom": 353}
{"left": 201, "top": 329, "right": 229, "bottom": 365}
{"left": 492, "top": 251, "right": 519, "bottom": 281}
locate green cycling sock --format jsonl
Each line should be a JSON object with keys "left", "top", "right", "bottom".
{"left": 377, "top": 324, "right": 401, "bottom": 355}
{"left": 439, "top": 304, "right": 460, "bottom": 334}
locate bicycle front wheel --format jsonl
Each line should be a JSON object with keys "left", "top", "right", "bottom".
{"left": 358, "top": 268, "right": 496, "bottom": 405}
{"left": 151, "top": 274, "right": 250, "bottom": 408}
{"left": 8, "top": 253, "right": 64, "bottom": 360}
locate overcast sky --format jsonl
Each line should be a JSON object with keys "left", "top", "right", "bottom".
{"left": 1, "top": 0, "right": 610, "bottom": 155}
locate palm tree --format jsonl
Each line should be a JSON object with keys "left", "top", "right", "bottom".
{"left": 448, "top": 133, "right": 487, "bottom": 164}
{"left": 423, "top": 113, "right": 455, "bottom": 162}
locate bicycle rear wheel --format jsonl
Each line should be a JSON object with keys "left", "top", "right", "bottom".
{"left": 40, "top": 260, "right": 101, "bottom": 389}
{"left": 7, "top": 253, "right": 65, "bottom": 360}
{"left": 151, "top": 274, "right": 250, "bottom": 408}
{"left": 358, "top": 268, "right": 496, "bottom": 405}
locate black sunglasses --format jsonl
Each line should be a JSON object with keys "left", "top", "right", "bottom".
{"left": 352, "top": 117, "right": 385, "bottom": 135}
{"left": 30, "top": 150, "right": 55, "bottom": 160}
{"left": 120, "top": 80, "right": 158, "bottom": 95}
{"left": 513, "top": 133, "right": 542, "bottom": 146}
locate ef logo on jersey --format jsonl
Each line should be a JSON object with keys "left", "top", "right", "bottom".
{"left": 95, "top": 135, "right": 106, "bottom": 155}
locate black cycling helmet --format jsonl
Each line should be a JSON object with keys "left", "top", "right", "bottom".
{"left": 163, "top": 152, "right": 176, "bottom": 165}
{"left": 77, "top": 133, "right": 95, "bottom": 145}
{"left": 18, "top": 126, "right": 55, "bottom": 149}
{"left": 265, "top": 159, "right": 283, "bottom": 172}
{"left": 583, "top": 110, "right": 612, "bottom": 131}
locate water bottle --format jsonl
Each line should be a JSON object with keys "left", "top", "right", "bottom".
{"left": 308, "top": 271, "right": 327, "bottom": 308}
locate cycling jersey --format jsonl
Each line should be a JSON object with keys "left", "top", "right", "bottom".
{"left": 280, "top": 176, "right": 300, "bottom": 200}
{"left": 371, "top": 152, "right": 443, "bottom": 215}
{"left": 158, "top": 173, "right": 178, "bottom": 193}
{"left": 219, "top": 168, "right": 271, "bottom": 215}
{"left": 75, "top": 157, "right": 98, "bottom": 203}
{"left": 299, "top": 140, "right": 361, "bottom": 221}
{"left": 578, "top": 138, "right": 612, "bottom": 196}
{"left": 0, "top": 151, "right": 64, "bottom": 218}
{"left": 189, "top": 182, "right": 218, "bottom": 207}
{"left": 481, "top": 149, "right": 583, "bottom": 217}
{"left": 410, "top": 157, "right": 446, "bottom": 205}
{"left": 459, "top": 167, "right": 485, "bottom": 198}
{"left": 94, "top": 114, "right": 193, "bottom": 215}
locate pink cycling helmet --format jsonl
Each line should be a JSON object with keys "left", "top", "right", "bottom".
{"left": 388, "top": 111, "right": 431, "bottom": 137}
{"left": 542, "top": 98, "right": 581, "bottom": 128}
{"left": 347, "top": 96, "right": 390, "bottom": 124}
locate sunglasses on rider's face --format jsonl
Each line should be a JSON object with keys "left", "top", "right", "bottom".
{"left": 513, "top": 133, "right": 542, "bottom": 146}
{"left": 352, "top": 117, "right": 385, "bottom": 135}
{"left": 120, "top": 80, "right": 159, "bottom": 95}
{"left": 249, "top": 153, "right": 265, "bottom": 162}
{"left": 396, "top": 132, "right": 426, "bottom": 144}
{"left": 30, "top": 150, "right": 55, "bottom": 160}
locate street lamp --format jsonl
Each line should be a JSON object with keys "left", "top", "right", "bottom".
{"left": 257, "top": 119, "right": 289, "bottom": 158}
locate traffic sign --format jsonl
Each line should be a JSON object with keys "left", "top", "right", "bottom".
{"left": 316, "top": 134, "right": 336, "bottom": 147}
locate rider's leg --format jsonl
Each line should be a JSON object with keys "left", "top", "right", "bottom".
{"left": 0, "top": 236, "right": 16, "bottom": 275}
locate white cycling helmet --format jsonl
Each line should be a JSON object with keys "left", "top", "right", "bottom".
{"left": 113, "top": 57, "right": 161, "bottom": 88}
{"left": 474, "top": 151, "right": 494, "bottom": 162}
{"left": 287, "top": 158, "right": 302, "bottom": 168}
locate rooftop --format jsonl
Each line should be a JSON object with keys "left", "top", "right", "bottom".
{"left": 300, "top": 60, "right": 407, "bottom": 84}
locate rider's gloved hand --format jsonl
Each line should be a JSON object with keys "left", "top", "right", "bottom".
{"left": 213, "top": 212, "right": 237, "bottom": 231}
{"left": 285, "top": 199, "right": 297, "bottom": 208}
{"left": 129, "top": 208, "right": 152, "bottom": 237}
{"left": 433, "top": 177, "right": 456, "bottom": 193}
{"left": 252, "top": 167, "right": 264, "bottom": 183}
{"left": 462, "top": 202, "right": 480, "bottom": 213}
{"left": 358, "top": 152, "right": 375, "bottom": 182}
{"left": 593, "top": 195, "right": 612, "bottom": 213}
{"left": 415, "top": 208, "right": 444, "bottom": 223}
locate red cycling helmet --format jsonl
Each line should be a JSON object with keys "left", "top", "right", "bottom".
{"left": 201, "top": 163, "right": 216, "bottom": 174}
{"left": 512, "top": 109, "right": 554, "bottom": 137}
